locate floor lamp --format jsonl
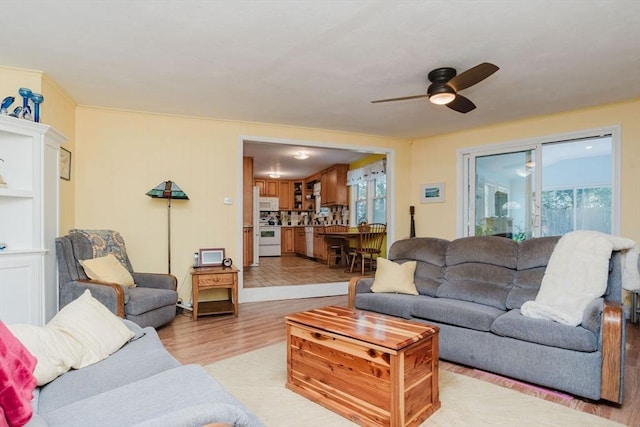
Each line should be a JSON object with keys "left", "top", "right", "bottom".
{"left": 146, "top": 180, "right": 189, "bottom": 274}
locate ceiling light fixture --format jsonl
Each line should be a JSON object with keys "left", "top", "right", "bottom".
{"left": 293, "top": 151, "right": 309, "bottom": 160}
{"left": 428, "top": 85, "right": 455, "bottom": 105}
{"left": 269, "top": 172, "right": 281, "bottom": 179}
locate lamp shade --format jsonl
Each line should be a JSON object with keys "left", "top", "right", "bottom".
{"left": 146, "top": 180, "right": 189, "bottom": 200}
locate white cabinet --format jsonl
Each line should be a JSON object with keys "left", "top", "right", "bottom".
{"left": 0, "top": 116, "right": 65, "bottom": 325}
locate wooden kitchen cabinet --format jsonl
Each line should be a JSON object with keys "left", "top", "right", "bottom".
{"left": 243, "top": 157, "right": 254, "bottom": 226}
{"left": 294, "top": 227, "right": 306, "bottom": 256}
{"left": 321, "top": 164, "right": 348, "bottom": 206}
{"left": 313, "top": 228, "right": 327, "bottom": 261}
{"left": 254, "top": 179, "right": 278, "bottom": 197}
{"left": 282, "top": 226, "right": 295, "bottom": 253}
{"left": 243, "top": 226, "right": 253, "bottom": 267}
{"left": 278, "top": 181, "right": 292, "bottom": 210}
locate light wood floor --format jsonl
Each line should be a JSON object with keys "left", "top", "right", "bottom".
{"left": 243, "top": 255, "right": 369, "bottom": 288}
{"left": 157, "top": 295, "right": 639, "bottom": 426}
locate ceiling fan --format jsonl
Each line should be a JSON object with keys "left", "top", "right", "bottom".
{"left": 371, "top": 62, "right": 499, "bottom": 113}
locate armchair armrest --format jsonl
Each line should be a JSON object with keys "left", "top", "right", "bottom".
{"left": 74, "top": 279, "right": 126, "bottom": 318}
{"left": 132, "top": 272, "right": 177, "bottom": 291}
{"left": 600, "top": 300, "right": 624, "bottom": 403}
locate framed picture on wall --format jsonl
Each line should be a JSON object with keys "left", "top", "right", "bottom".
{"left": 420, "top": 182, "right": 445, "bottom": 203}
{"left": 60, "top": 147, "right": 71, "bottom": 181}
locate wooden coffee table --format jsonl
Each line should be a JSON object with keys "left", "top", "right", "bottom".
{"left": 285, "top": 306, "right": 440, "bottom": 427}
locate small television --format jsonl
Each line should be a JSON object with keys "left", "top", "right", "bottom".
{"left": 198, "top": 248, "right": 225, "bottom": 267}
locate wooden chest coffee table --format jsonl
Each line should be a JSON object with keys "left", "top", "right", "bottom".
{"left": 285, "top": 306, "right": 440, "bottom": 427}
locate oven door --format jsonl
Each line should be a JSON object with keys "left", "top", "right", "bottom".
{"left": 259, "top": 227, "right": 280, "bottom": 244}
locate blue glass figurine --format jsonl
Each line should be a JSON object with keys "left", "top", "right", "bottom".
{"left": 1, "top": 96, "right": 14, "bottom": 115}
{"left": 22, "top": 105, "right": 32, "bottom": 121}
{"left": 30, "top": 93, "right": 44, "bottom": 123}
{"left": 19, "top": 88, "right": 32, "bottom": 110}
{"left": 9, "top": 106, "right": 22, "bottom": 118}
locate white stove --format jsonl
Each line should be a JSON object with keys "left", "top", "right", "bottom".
{"left": 259, "top": 225, "right": 281, "bottom": 257}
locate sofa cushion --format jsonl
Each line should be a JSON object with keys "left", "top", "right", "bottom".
{"left": 38, "top": 327, "right": 180, "bottom": 414}
{"left": 371, "top": 258, "right": 418, "bottom": 295}
{"left": 389, "top": 237, "right": 448, "bottom": 296}
{"left": 506, "top": 236, "right": 560, "bottom": 309}
{"left": 437, "top": 236, "right": 517, "bottom": 310}
{"left": 125, "top": 287, "right": 178, "bottom": 316}
{"left": 491, "top": 309, "right": 598, "bottom": 352}
{"left": 40, "top": 365, "right": 256, "bottom": 427}
{"left": 354, "top": 293, "right": 417, "bottom": 319}
{"left": 411, "top": 298, "right": 506, "bottom": 332}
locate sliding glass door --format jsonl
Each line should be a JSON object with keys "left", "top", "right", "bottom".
{"left": 467, "top": 148, "right": 538, "bottom": 240}
{"left": 462, "top": 134, "right": 614, "bottom": 240}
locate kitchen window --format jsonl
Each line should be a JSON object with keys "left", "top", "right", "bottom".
{"left": 348, "top": 159, "right": 387, "bottom": 225}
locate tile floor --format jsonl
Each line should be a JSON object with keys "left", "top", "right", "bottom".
{"left": 243, "top": 255, "right": 370, "bottom": 288}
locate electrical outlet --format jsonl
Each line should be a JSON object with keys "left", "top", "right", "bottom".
{"left": 176, "top": 302, "right": 193, "bottom": 311}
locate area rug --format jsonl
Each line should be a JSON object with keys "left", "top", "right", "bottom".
{"left": 204, "top": 342, "right": 621, "bottom": 427}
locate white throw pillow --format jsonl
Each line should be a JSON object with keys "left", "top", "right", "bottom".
{"left": 8, "top": 290, "right": 134, "bottom": 385}
{"left": 371, "top": 258, "right": 419, "bottom": 295}
{"left": 79, "top": 254, "right": 136, "bottom": 287}
{"left": 48, "top": 289, "right": 134, "bottom": 368}
{"left": 8, "top": 324, "right": 83, "bottom": 386}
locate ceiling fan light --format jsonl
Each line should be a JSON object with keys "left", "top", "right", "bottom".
{"left": 269, "top": 172, "right": 281, "bottom": 179}
{"left": 428, "top": 84, "right": 456, "bottom": 105}
{"left": 293, "top": 151, "right": 309, "bottom": 160}
{"left": 429, "top": 92, "right": 456, "bottom": 105}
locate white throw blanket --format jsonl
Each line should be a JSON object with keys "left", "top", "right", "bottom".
{"left": 521, "top": 231, "right": 640, "bottom": 326}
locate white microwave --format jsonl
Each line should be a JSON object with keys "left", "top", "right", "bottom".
{"left": 259, "top": 197, "right": 279, "bottom": 211}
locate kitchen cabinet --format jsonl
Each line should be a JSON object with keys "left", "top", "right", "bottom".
{"left": 292, "top": 181, "right": 309, "bottom": 211}
{"left": 313, "top": 228, "right": 327, "bottom": 261}
{"left": 254, "top": 179, "right": 278, "bottom": 197}
{"left": 278, "top": 181, "right": 292, "bottom": 210}
{"left": 243, "top": 157, "right": 253, "bottom": 226}
{"left": 243, "top": 226, "right": 253, "bottom": 267}
{"left": 294, "top": 227, "right": 306, "bottom": 256}
{"left": 282, "top": 226, "right": 295, "bottom": 253}
{"left": 321, "top": 164, "right": 348, "bottom": 206}
{"left": 0, "top": 116, "right": 65, "bottom": 325}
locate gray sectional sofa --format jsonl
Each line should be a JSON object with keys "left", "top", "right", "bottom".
{"left": 348, "top": 236, "right": 626, "bottom": 403}
{"left": 27, "top": 320, "right": 264, "bottom": 427}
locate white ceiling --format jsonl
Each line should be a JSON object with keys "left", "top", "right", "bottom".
{"left": 1, "top": 1, "right": 638, "bottom": 176}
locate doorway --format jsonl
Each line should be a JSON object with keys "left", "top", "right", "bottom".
{"left": 238, "top": 135, "right": 395, "bottom": 303}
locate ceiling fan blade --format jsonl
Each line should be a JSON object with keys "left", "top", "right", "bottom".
{"left": 371, "top": 94, "right": 429, "bottom": 103}
{"left": 446, "top": 95, "right": 476, "bottom": 113}
{"left": 447, "top": 62, "right": 499, "bottom": 92}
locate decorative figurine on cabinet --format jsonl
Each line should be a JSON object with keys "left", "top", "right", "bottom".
{"left": 0, "top": 96, "right": 14, "bottom": 115}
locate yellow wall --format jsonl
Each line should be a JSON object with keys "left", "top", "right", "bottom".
{"left": 75, "top": 107, "right": 409, "bottom": 301}
{"left": 0, "top": 66, "right": 77, "bottom": 234}
{"left": 411, "top": 99, "right": 640, "bottom": 244}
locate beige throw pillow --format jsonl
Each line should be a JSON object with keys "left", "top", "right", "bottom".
{"left": 8, "top": 324, "right": 83, "bottom": 386}
{"left": 8, "top": 290, "right": 134, "bottom": 385}
{"left": 80, "top": 254, "right": 136, "bottom": 287}
{"left": 371, "top": 258, "right": 419, "bottom": 295}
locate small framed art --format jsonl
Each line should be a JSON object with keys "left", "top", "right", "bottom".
{"left": 60, "top": 147, "right": 71, "bottom": 181}
{"left": 198, "top": 248, "right": 225, "bottom": 267}
{"left": 420, "top": 182, "right": 445, "bottom": 203}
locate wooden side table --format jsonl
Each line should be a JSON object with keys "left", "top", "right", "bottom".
{"left": 191, "top": 265, "right": 239, "bottom": 319}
